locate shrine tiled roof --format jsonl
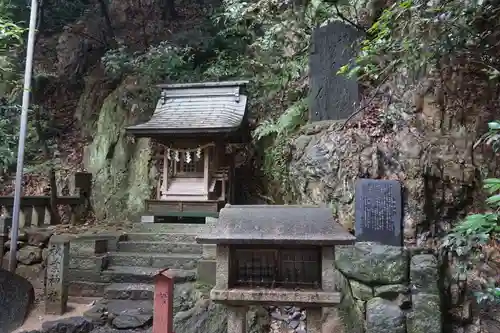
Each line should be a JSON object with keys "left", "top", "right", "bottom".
{"left": 126, "top": 81, "right": 248, "bottom": 136}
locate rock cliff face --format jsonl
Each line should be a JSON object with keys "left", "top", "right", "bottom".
{"left": 289, "top": 119, "right": 495, "bottom": 246}
{"left": 81, "top": 78, "right": 156, "bottom": 221}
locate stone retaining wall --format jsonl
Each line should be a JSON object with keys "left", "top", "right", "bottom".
{"left": 1, "top": 224, "right": 120, "bottom": 297}
{"left": 333, "top": 242, "right": 442, "bottom": 333}
{"left": 1, "top": 224, "right": 54, "bottom": 285}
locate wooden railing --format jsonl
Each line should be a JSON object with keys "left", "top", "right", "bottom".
{"left": 0, "top": 172, "right": 92, "bottom": 228}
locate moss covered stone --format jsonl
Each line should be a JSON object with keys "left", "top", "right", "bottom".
{"left": 350, "top": 280, "right": 374, "bottom": 301}
{"left": 334, "top": 269, "right": 365, "bottom": 333}
{"left": 366, "top": 297, "right": 405, "bottom": 333}
{"left": 406, "top": 293, "right": 441, "bottom": 333}
{"left": 373, "top": 284, "right": 409, "bottom": 299}
{"left": 86, "top": 81, "right": 154, "bottom": 221}
{"left": 410, "top": 254, "right": 439, "bottom": 294}
{"left": 335, "top": 242, "right": 409, "bottom": 284}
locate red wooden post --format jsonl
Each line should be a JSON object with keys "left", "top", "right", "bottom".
{"left": 153, "top": 269, "right": 175, "bottom": 333}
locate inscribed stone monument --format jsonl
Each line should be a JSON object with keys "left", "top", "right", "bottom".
{"left": 309, "top": 21, "right": 363, "bottom": 121}
{"left": 45, "top": 236, "right": 70, "bottom": 315}
{"left": 0, "top": 267, "right": 34, "bottom": 332}
{"left": 355, "top": 179, "right": 403, "bottom": 246}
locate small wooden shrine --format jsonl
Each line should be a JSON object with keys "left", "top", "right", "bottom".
{"left": 196, "top": 204, "right": 356, "bottom": 333}
{"left": 126, "top": 81, "right": 249, "bottom": 220}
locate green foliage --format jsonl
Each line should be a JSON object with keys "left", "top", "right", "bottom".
{"left": 442, "top": 121, "right": 500, "bottom": 305}
{"left": 0, "top": 2, "right": 26, "bottom": 80}
{"left": 4, "top": 0, "right": 90, "bottom": 32}
{"left": 0, "top": 102, "right": 49, "bottom": 174}
{"left": 0, "top": 3, "right": 43, "bottom": 174}
{"left": 207, "top": 0, "right": 338, "bottom": 198}
{"left": 254, "top": 99, "right": 308, "bottom": 194}
{"left": 102, "top": 42, "right": 196, "bottom": 83}
{"left": 42, "top": 0, "right": 90, "bottom": 32}
{"left": 339, "top": 0, "right": 495, "bottom": 83}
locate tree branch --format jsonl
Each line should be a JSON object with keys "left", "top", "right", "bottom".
{"left": 341, "top": 75, "right": 389, "bottom": 130}
{"left": 334, "top": 4, "right": 367, "bottom": 32}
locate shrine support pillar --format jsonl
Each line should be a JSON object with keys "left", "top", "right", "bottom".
{"left": 227, "top": 306, "right": 247, "bottom": 333}
{"left": 162, "top": 147, "right": 169, "bottom": 198}
{"left": 204, "top": 147, "right": 210, "bottom": 194}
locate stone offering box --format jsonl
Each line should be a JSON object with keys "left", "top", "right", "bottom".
{"left": 196, "top": 205, "right": 356, "bottom": 333}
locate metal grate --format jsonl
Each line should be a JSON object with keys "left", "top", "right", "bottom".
{"left": 229, "top": 246, "right": 321, "bottom": 289}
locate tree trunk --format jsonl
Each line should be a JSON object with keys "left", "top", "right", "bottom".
{"left": 162, "top": 0, "right": 178, "bottom": 21}
{"left": 97, "top": 0, "right": 117, "bottom": 47}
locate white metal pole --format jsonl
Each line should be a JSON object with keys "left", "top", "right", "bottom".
{"left": 9, "top": 0, "right": 39, "bottom": 272}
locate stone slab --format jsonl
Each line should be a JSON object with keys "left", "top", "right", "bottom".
{"left": 132, "top": 223, "right": 209, "bottom": 234}
{"left": 210, "top": 288, "right": 341, "bottom": 306}
{"left": 0, "top": 267, "right": 35, "bottom": 332}
{"left": 197, "top": 259, "right": 216, "bottom": 285}
{"left": 406, "top": 293, "right": 442, "bottom": 333}
{"left": 117, "top": 241, "right": 202, "bottom": 254}
{"left": 68, "top": 281, "right": 108, "bottom": 298}
{"left": 202, "top": 244, "right": 216, "bottom": 259}
{"left": 68, "top": 269, "right": 111, "bottom": 283}
{"left": 410, "top": 254, "right": 439, "bottom": 294}
{"left": 41, "top": 316, "right": 94, "bottom": 333}
{"left": 197, "top": 205, "right": 356, "bottom": 245}
{"left": 0, "top": 216, "right": 11, "bottom": 236}
{"left": 125, "top": 232, "right": 198, "bottom": 242}
{"left": 108, "top": 252, "right": 199, "bottom": 270}
{"left": 103, "top": 266, "right": 196, "bottom": 284}
{"left": 69, "top": 255, "right": 107, "bottom": 271}
{"left": 309, "top": 20, "right": 362, "bottom": 121}
{"left": 104, "top": 283, "right": 154, "bottom": 300}
{"left": 366, "top": 297, "right": 405, "bottom": 333}
{"left": 355, "top": 179, "right": 403, "bottom": 246}
{"left": 0, "top": 217, "right": 11, "bottom": 268}
{"left": 335, "top": 242, "right": 409, "bottom": 284}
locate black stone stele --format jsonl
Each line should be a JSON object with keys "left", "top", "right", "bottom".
{"left": 354, "top": 179, "right": 403, "bottom": 246}
{"left": 309, "top": 21, "right": 363, "bottom": 122}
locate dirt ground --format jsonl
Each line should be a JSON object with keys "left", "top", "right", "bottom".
{"left": 12, "top": 288, "right": 99, "bottom": 333}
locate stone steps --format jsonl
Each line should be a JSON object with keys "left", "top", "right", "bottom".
{"left": 117, "top": 240, "right": 202, "bottom": 254}
{"left": 104, "top": 283, "right": 154, "bottom": 300}
{"left": 67, "top": 222, "right": 208, "bottom": 298}
{"left": 131, "top": 223, "right": 208, "bottom": 234}
{"left": 69, "top": 254, "right": 107, "bottom": 271}
{"left": 125, "top": 232, "right": 198, "bottom": 242}
{"left": 107, "top": 252, "right": 199, "bottom": 269}
{"left": 69, "top": 280, "right": 109, "bottom": 297}
{"left": 102, "top": 265, "right": 197, "bottom": 284}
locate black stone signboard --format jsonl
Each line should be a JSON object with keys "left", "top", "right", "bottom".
{"left": 309, "top": 21, "right": 363, "bottom": 122}
{"left": 355, "top": 179, "right": 403, "bottom": 246}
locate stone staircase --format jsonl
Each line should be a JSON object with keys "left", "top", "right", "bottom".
{"left": 68, "top": 222, "right": 211, "bottom": 298}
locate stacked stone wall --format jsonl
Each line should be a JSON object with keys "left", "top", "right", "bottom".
{"left": 333, "top": 242, "right": 442, "bottom": 333}
{"left": 1, "top": 222, "right": 54, "bottom": 286}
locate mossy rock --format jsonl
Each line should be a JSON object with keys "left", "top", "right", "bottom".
{"left": 86, "top": 80, "right": 155, "bottom": 221}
